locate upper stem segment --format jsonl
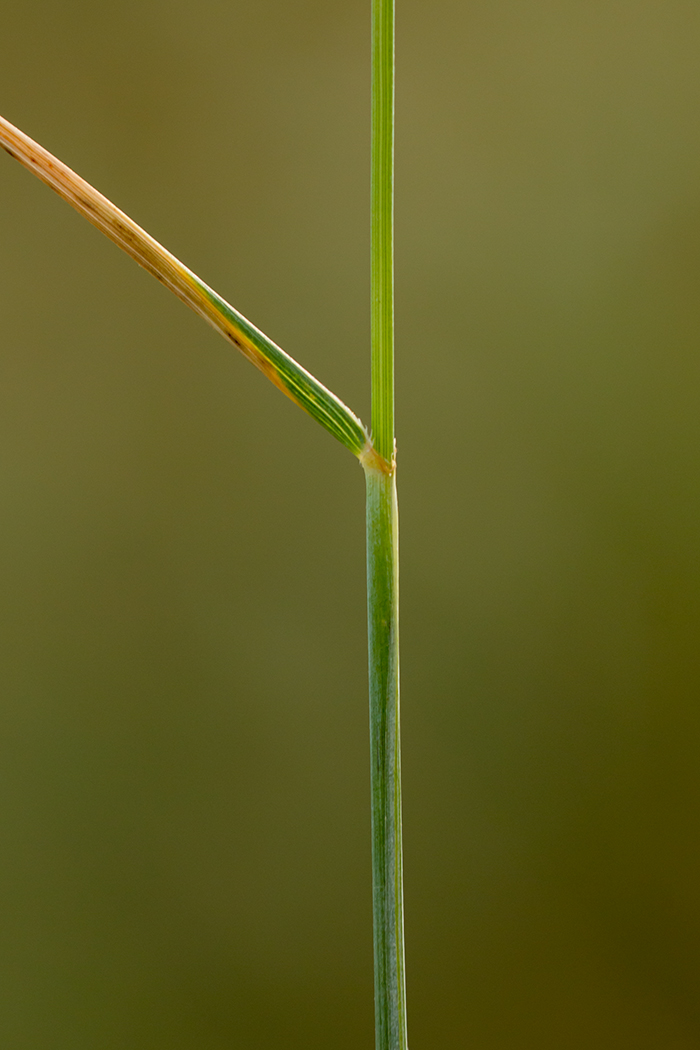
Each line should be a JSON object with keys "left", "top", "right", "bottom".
{"left": 371, "top": 0, "right": 395, "bottom": 464}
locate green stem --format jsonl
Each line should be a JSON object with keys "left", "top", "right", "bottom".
{"left": 371, "top": 0, "right": 395, "bottom": 464}
{"left": 368, "top": 1, "right": 406, "bottom": 1049}
{"left": 365, "top": 465, "right": 406, "bottom": 1050}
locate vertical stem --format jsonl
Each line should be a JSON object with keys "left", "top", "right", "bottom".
{"left": 365, "top": 465, "right": 406, "bottom": 1050}
{"left": 371, "top": 0, "right": 395, "bottom": 463}
{"left": 368, "top": 2, "right": 406, "bottom": 1050}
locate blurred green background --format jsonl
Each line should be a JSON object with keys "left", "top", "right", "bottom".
{"left": 1, "top": 0, "right": 700, "bottom": 1046}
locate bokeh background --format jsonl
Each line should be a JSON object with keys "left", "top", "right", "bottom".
{"left": 1, "top": 0, "right": 700, "bottom": 1046}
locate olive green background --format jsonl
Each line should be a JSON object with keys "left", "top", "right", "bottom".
{"left": 1, "top": 1, "right": 700, "bottom": 1046}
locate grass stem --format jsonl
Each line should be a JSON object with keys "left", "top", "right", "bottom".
{"left": 371, "top": 0, "right": 395, "bottom": 465}
{"left": 365, "top": 464, "right": 406, "bottom": 1050}
{"left": 367, "top": 2, "right": 407, "bottom": 1049}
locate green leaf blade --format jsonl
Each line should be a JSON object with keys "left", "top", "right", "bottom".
{"left": 0, "top": 112, "right": 370, "bottom": 460}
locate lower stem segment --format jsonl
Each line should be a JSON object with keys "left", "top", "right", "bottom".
{"left": 365, "top": 463, "right": 407, "bottom": 1050}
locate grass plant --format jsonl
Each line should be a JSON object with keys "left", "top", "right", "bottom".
{"left": 0, "top": 1, "right": 405, "bottom": 1046}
